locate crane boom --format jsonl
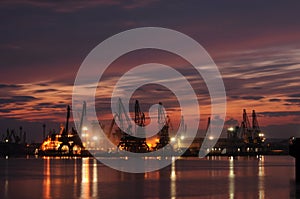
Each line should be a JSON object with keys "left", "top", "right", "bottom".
{"left": 155, "top": 102, "right": 170, "bottom": 149}
{"left": 240, "top": 109, "right": 253, "bottom": 143}
{"left": 78, "top": 101, "right": 86, "bottom": 135}
{"left": 252, "top": 110, "right": 260, "bottom": 132}
{"left": 117, "top": 98, "right": 132, "bottom": 133}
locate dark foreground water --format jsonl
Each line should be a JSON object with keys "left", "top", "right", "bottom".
{"left": 0, "top": 156, "right": 297, "bottom": 199}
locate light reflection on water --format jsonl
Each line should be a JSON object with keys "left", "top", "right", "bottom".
{"left": 258, "top": 156, "right": 265, "bottom": 199}
{"left": 92, "top": 158, "right": 98, "bottom": 198}
{"left": 228, "top": 156, "right": 266, "bottom": 199}
{"left": 0, "top": 156, "right": 297, "bottom": 199}
{"left": 229, "top": 156, "right": 234, "bottom": 199}
{"left": 43, "top": 158, "right": 50, "bottom": 198}
{"left": 171, "top": 156, "right": 176, "bottom": 199}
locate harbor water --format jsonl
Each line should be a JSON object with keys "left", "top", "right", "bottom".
{"left": 0, "top": 156, "right": 297, "bottom": 199}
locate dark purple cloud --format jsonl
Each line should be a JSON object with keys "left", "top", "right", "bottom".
{"left": 0, "top": 95, "right": 38, "bottom": 105}
{"left": 269, "top": 98, "right": 281, "bottom": 102}
{"left": 229, "top": 95, "right": 265, "bottom": 101}
{"left": 285, "top": 99, "right": 300, "bottom": 103}
{"left": 289, "top": 94, "right": 300, "bottom": 98}
{"left": 33, "top": 88, "right": 58, "bottom": 93}
{"left": 0, "top": 84, "right": 23, "bottom": 89}
{"left": 260, "top": 111, "right": 300, "bottom": 117}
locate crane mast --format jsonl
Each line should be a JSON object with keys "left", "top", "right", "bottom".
{"left": 155, "top": 102, "right": 170, "bottom": 149}
{"left": 252, "top": 110, "right": 264, "bottom": 144}
{"left": 240, "top": 109, "right": 253, "bottom": 143}
{"left": 134, "top": 100, "right": 145, "bottom": 127}
{"left": 134, "top": 100, "right": 146, "bottom": 138}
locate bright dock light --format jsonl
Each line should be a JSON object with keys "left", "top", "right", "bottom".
{"left": 92, "top": 136, "right": 98, "bottom": 141}
{"left": 228, "top": 127, "right": 234, "bottom": 132}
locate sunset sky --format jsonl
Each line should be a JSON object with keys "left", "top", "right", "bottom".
{"left": 1, "top": 1, "right": 300, "bottom": 142}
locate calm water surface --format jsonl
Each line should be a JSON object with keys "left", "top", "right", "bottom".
{"left": 0, "top": 156, "right": 297, "bottom": 199}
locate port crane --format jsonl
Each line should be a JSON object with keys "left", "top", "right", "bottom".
{"left": 0, "top": 128, "right": 27, "bottom": 157}
{"left": 238, "top": 109, "right": 265, "bottom": 144}
{"left": 226, "top": 109, "right": 266, "bottom": 154}
{"left": 116, "top": 99, "right": 149, "bottom": 153}
{"left": 1, "top": 128, "right": 25, "bottom": 144}
{"left": 108, "top": 98, "right": 132, "bottom": 142}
